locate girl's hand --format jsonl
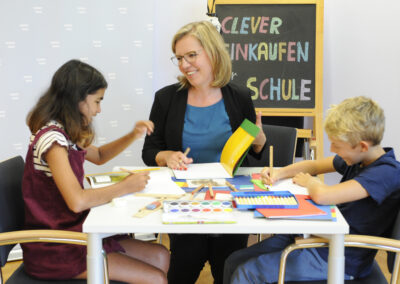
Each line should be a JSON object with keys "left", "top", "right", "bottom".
{"left": 252, "top": 112, "right": 266, "bottom": 152}
{"left": 133, "top": 120, "right": 154, "bottom": 138}
{"left": 122, "top": 172, "right": 151, "bottom": 193}
{"left": 166, "top": 151, "right": 193, "bottom": 170}
{"left": 261, "top": 167, "right": 280, "bottom": 185}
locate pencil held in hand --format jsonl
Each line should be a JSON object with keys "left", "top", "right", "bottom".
{"left": 269, "top": 146, "right": 273, "bottom": 185}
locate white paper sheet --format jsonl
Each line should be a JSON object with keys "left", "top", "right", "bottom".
{"left": 172, "top": 163, "right": 231, "bottom": 180}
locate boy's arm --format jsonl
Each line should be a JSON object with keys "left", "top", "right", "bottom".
{"left": 85, "top": 120, "right": 154, "bottom": 165}
{"left": 262, "top": 156, "right": 335, "bottom": 184}
{"left": 294, "top": 174, "right": 369, "bottom": 205}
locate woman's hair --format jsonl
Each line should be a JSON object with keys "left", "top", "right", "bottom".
{"left": 27, "top": 59, "right": 107, "bottom": 147}
{"left": 172, "top": 21, "right": 232, "bottom": 89}
{"left": 324, "top": 96, "right": 385, "bottom": 146}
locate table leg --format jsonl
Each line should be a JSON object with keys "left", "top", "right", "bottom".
{"left": 87, "top": 233, "right": 104, "bottom": 284}
{"left": 328, "top": 234, "right": 345, "bottom": 284}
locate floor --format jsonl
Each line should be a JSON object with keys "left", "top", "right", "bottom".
{"left": 2, "top": 235, "right": 391, "bottom": 283}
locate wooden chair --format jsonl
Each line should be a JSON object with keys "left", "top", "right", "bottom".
{"left": 246, "top": 124, "right": 298, "bottom": 167}
{"left": 0, "top": 156, "right": 124, "bottom": 284}
{"left": 278, "top": 210, "right": 400, "bottom": 284}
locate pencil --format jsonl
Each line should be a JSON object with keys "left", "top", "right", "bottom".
{"left": 183, "top": 147, "right": 191, "bottom": 156}
{"left": 225, "top": 181, "right": 238, "bottom": 192}
{"left": 120, "top": 167, "right": 160, "bottom": 174}
{"left": 269, "top": 145, "right": 273, "bottom": 185}
{"left": 208, "top": 183, "right": 214, "bottom": 199}
{"left": 190, "top": 184, "right": 205, "bottom": 200}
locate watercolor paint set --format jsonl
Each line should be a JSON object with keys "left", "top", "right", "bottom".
{"left": 162, "top": 200, "right": 236, "bottom": 224}
{"left": 232, "top": 191, "right": 299, "bottom": 210}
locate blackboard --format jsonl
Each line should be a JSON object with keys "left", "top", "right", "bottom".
{"left": 216, "top": 3, "right": 317, "bottom": 109}
{"left": 213, "top": 0, "right": 324, "bottom": 161}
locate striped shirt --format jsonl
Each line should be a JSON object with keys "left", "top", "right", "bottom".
{"left": 30, "top": 121, "right": 75, "bottom": 177}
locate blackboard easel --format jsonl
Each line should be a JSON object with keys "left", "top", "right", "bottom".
{"left": 209, "top": 0, "right": 324, "bottom": 161}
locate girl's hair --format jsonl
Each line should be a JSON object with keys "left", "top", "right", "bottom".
{"left": 27, "top": 59, "right": 107, "bottom": 147}
{"left": 172, "top": 21, "right": 232, "bottom": 89}
{"left": 324, "top": 96, "right": 385, "bottom": 146}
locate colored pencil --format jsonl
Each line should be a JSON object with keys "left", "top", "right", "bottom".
{"left": 269, "top": 145, "right": 273, "bottom": 185}
{"left": 119, "top": 167, "right": 160, "bottom": 174}
{"left": 208, "top": 183, "right": 214, "bottom": 199}
{"left": 225, "top": 181, "right": 239, "bottom": 192}
{"left": 190, "top": 184, "right": 205, "bottom": 200}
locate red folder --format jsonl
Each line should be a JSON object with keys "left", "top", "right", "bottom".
{"left": 257, "top": 195, "right": 326, "bottom": 218}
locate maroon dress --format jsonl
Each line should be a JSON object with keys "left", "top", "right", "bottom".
{"left": 21, "top": 125, "right": 124, "bottom": 280}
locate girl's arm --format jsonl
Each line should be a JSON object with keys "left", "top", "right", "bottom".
{"left": 46, "top": 144, "right": 150, "bottom": 213}
{"left": 85, "top": 120, "right": 154, "bottom": 165}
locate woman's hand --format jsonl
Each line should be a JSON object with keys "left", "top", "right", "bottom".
{"left": 165, "top": 151, "right": 193, "bottom": 170}
{"left": 252, "top": 112, "right": 266, "bottom": 153}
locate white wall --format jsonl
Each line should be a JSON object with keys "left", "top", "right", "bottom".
{"left": 1, "top": 0, "right": 399, "bottom": 180}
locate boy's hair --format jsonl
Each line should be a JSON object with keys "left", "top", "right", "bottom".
{"left": 171, "top": 21, "right": 231, "bottom": 89}
{"left": 27, "top": 59, "right": 107, "bottom": 147}
{"left": 324, "top": 96, "right": 385, "bottom": 146}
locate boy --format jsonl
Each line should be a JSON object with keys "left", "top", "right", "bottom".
{"left": 224, "top": 96, "right": 400, "bottom": 283}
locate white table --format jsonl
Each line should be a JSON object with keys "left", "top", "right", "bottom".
{"left": 83, "top": 167, "right": 349, "bottom": 284}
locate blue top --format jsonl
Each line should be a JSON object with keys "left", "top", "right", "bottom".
{"left": 182, "top": 99, "right": 232, "bottom": 163}
{"left": 317, "top": 148, "right": 400, "bottom": 277}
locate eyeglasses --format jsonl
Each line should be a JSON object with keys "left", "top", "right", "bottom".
{"left": 171, "top": 50, "right": 202, "bottom": 66}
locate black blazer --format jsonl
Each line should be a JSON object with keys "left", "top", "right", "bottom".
{"left": 142, "top": 83, "right": 263, "bottom": 166}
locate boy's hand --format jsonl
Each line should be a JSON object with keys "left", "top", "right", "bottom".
{"left": 123, "top": 171, "right": 150, "bottom": 193}
{"left": 293, "top": 172, "right": 315, "bottom": 187}
{"left": 166, "top": 151, "right": 193, "bottom": 170}
{"left": 133, "top": 120, "right": 154, "bottom": 138}
{"left": 261, "top": 167, "right": 280, "bottom": 185}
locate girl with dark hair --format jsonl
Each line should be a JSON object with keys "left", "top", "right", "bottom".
{"left": 22, "top": 59, "right": 169, "bottom": 284}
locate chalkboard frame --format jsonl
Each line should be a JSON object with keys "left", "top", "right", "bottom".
{"left": 211, "top": 0, "right": 324, "bottom": 161}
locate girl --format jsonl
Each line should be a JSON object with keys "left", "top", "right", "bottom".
{"left": 22, "top": 59, "right": 169, "bottom": 284}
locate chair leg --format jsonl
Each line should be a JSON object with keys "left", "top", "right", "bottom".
{"left": 102, "top": 250, "right": 110, "bottom": 284}
{"left": 157, "top": 233, "right": 163, "bottom": 244}
{"left": 391, "top": 252, "right": 400, "bottom": 284}
{"left": 257, "top": 234, "right": 262, "bottom": 242}
{"left": 0, "top": 267, "right": 4, "bottom": 284}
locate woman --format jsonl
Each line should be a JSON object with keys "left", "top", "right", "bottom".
{"left": 142, "top": 21, "right": 266, "bottom": 284}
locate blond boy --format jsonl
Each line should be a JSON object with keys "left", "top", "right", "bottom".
{"left": 224, "top": 96, "right": 400, "bottom": 283}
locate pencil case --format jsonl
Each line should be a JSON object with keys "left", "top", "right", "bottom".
{"left": 232, "top": 191, "right": 298, "bottom": 210}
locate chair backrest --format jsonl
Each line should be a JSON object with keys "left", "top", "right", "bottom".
{"left": 247, "top": 124, "right": 298, "bottom": 167}
{"left": 0, "top": 156, "right": 25, "bottom": 267}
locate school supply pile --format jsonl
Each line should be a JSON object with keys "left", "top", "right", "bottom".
{"left": 161, "top": 200, "right": 236, "bottom": 224}
{"left": 172, "top": 119, "right": 260, "bottom": 179}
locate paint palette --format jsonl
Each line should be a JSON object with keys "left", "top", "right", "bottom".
{"left": 162, "top": 200, "right": 236, "bottom": 224}
{"left": 232, "top": 191, "right": 299, "bottom": 210}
